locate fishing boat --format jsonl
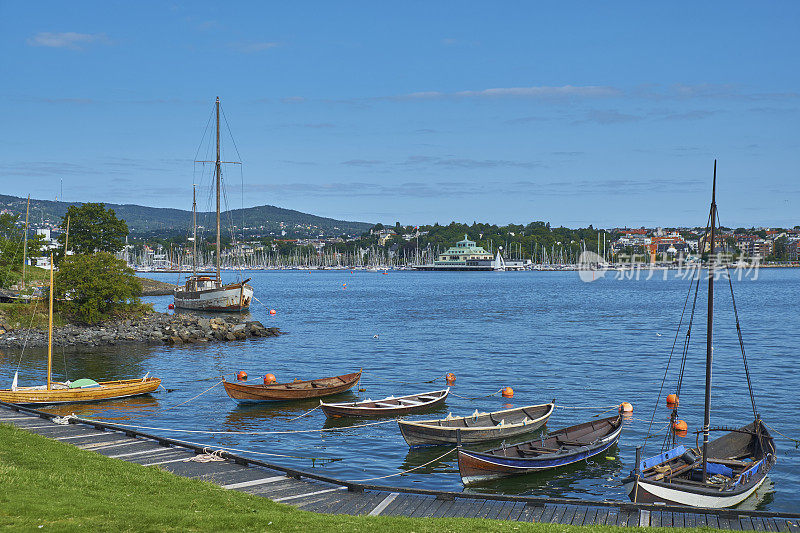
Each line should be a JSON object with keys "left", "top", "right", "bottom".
{"left": 623, "top": 162, "right": 776, "bottom": 508}
{"left": 173, "top": 97, "right": 253, "bottom": 312}
{"left": 320, "top": 389, "right": 449, "bottom": 418}
{"left": 222, "top": 370, "right": 361, "bottom": 403}
{"left": 398, "top": 401, "right": 554, "bottom": 446}
{"left": 0, "top": 256, "right": 161, "bottom": 405}
{"left": 457, "top": 414, "right": 623, "bottom": 485}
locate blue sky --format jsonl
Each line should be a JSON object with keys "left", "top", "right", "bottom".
{"left": 1, "top": 1, "right": 798, "bottom": 227}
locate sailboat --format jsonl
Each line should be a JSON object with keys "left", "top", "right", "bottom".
{"left": 173, "top": 97, "right": 254, "bottom": 312}
{"left": 0, "top": 255, "right": 161, "bottom": 405}
{"left": 623, "top": 162, "right": 776, "bottom": 508}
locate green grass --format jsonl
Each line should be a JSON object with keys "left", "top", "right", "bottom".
{"left": 0, "top": 423, "right": 721, "bottom": 533}
{"left": 0, "top": 301, "right": 66, "bottom": 330}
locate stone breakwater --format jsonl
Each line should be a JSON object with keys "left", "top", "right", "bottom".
{"left": 0, "top": 313, "right": 282, "bottom": 349}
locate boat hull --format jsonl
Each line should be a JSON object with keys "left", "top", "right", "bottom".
{"left": 173, "top": 283, "right": 253, "bottom": 312}
{"left": 457, "top": 415, "right": 623, "bottom": 485}
{"left": 223, "top": 371, "right": 361, "bottom": 403}
{"left": 0, "top": 377, "right": 161, "bottom": 405}
{"left": 320, "top": 389, "right": 449, "bottom": 417}
{"left": 398, "top": 402, "right": 554, "bottom": 446}
{"left": 626, "top": 421, "right": 776, "bottom": 508}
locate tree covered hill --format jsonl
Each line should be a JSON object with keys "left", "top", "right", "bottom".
{"left": 0, "top": 194, "right": 372, "bottom": 239}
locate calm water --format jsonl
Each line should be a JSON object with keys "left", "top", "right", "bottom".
{"left": 1, "top": 268, "right": 798, "bottom": 511}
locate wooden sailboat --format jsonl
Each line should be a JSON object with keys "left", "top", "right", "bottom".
{"left": 173, "top": 97, "right": 253, "bottom": 312}
{"left": 623, "top": 162, "right": 776, "bottom": 508}
{"left": 0, "top": 256, "right": 161, "bottom": 405}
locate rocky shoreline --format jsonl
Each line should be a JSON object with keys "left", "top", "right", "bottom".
{"left": 0, "top": 312, "right": 282, "bottom": 349}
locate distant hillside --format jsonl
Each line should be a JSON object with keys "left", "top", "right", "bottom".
{"left": 0, "top": 194, "right": 372, "bottom": 239}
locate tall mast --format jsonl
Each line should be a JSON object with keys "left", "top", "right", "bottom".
{"left": 47, "top": 253, "right": 53, "bottom": 390}
{"left": 21, "top": 195, "right": 30, "bottom": 289}
{"left": 215, "top": 96, "right": 221, "bottom": 284}
{"left": 702, "top": 160, "right": 717, "bottom": 483}
{"left": 192, "top": 184, "right": 197, "bottom": 278}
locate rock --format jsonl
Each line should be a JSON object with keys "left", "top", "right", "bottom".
{"left": 225, "top": 332, "right": 236, "bottom": 341}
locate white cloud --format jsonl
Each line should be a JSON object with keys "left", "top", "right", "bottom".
{"left": 27, "top": 32, "right": 110, "bottom": 50}
{"left": 396, "top": 85, "right": 622, "bottom": 100}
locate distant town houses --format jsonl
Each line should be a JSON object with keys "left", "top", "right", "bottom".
{"left": 608, "top": 226, "right": 798, "bottom": 262}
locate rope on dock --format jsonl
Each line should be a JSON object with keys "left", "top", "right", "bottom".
{"left": 173, "top": 439, "right": 336, "bottom": 462}
{"left": 185, "top": 447, "right": 226, "bottom": 463}
{"left": 348, "top": 447, "right": 458, "bottom": 482}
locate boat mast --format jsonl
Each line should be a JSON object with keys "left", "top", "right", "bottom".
{"left": 702, "top": 160, "right": 717, "bottom": 483}
{"left": 47, "top": 253, "right": 53, "bottom": 390}
{"left": 215, "top": 96, "right": 221, "bottom": 284}
{"left": 192, "top": 184, "right": 197, "bottom": 278}
{"left": 21, "top": 195, "right": 30, "bottom": 289}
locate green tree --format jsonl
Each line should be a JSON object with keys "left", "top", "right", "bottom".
{"left": 58, "top": 203, "right": 128, "bottom": 255}
{"left": 53, "top": 253, "right": 143, "bottom": 324}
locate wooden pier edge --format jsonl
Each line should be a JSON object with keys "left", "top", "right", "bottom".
{"left": 2, "top": 400, "right": 798, "bottom": 525}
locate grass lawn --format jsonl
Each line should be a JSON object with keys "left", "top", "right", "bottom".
{"left": 0, "top": 423, "right": 721, "bottom": 533}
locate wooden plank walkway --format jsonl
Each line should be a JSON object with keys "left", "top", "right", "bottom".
{"left": 2, "top": 402, "right": 799, "bottom": 529}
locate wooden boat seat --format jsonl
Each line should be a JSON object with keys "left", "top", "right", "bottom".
{"left": 374, "top": 402, "right": 401, "bottom": 408}
{"left": 416, "top": 396, "right": 436, "bottom": 401}
{"left": 520, "top": 446, "right": 559, "bottom": 454}
{"left": 398, "top": 399, "right": 423, "bottom": 406}
{"left": 708, "top": 458, "right": 751, "bottom": 468}
{"left": 555, "top": 438, "right": 587, "bottom": 447}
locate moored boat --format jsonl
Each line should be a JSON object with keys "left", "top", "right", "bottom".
{"left": 222, "top": 370, "right": 361, "bottom": 403}
{"left": 320, "top": 389, "right": 449, "bottom": 418}
{"left": 173, "top": 98, "right": 253, "bottom": 312}
{"left": 624, "top": 162, "right": 776, "bottom": 508}
{"left": 399, "top": 401, "right": 554, "bottom": 446}
{"left": 0, "top": 256, "right": 161, "bottom": 405}
{"left": 457, "top": 414, "right": 623, "bottom": 485}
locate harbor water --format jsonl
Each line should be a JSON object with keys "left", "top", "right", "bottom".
{"left": 1, "top": 268, "right": 798, "bottom": 511}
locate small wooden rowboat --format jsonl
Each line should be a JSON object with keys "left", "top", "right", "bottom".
{"left": 457, "top": 414, "right": 623, "bottom": 485}
{"left": 0, "top": 377, "right": 162, "bottom": 405}
{"left": 222, "top": 370, "right": 361, "bottom": 403}
{"left": 398, "top": 402, "right": 554, "bottom": 446}
{"left": 320, "top": 389, "right": 449, "bottom": 417}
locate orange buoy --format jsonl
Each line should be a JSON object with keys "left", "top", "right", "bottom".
{"left": 263, "top": 373, "right": 276, "bottom": 385}
{"left": 502, "top": 387, "right": 514, "bottom": 398}
{"left": 269, "top": 309, "right": 276, "bottom": 315}
{"left": 672, "top": 419, "right": 688, "bottom": 432}
{"left": 236, "top": 371, "right": 247, "bottom": 381}
{"left": 619, "top": 402, "right": 633, "bottom": 413}
{"left": 674, "top": 429, "right": 688, "bottom": 438}
{"left": 666, "top": 394, "right": 679, "bottom": 406}
{"left": 445, "top": 373, "right": 456, "bottom": 384}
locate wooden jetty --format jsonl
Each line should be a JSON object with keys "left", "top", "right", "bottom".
{"left": 1, "top": 401, "right": 798, "bottom": 528}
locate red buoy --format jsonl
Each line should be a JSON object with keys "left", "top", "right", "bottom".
{"left": 666, "top": 394, "right": 679, "bottom": 407}
{"left": 263, "top": 373, "right": 276, "bottom": 385}
{"left": 502, "top": 387, "right": 514, "bottom": 398}
{"left": 269, "top": 309, "right": 276, "bottom": 315}
{"left": 236, "top": 371, "right": 247, "bottom": 381}
{"left": 167, "top": 303, "right": 174, "bottom": 309}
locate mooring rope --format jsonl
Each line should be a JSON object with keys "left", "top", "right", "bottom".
{"left": 348, "top": 447, "right": 457, "bottom": 482}
{"left": 174, "top": 439, "right": 335, "bottom": 462}
{"left": 449, "top": 388, "right": 504, "bottom": 400}
{"left": 79, "top": 416, "right": 403, "bottom": 435}
{"left": 764, "top": 422, "right": 800, "bottom": 449}
{"left": 185, "top": 447, "right": 226, "bottom": 463}
{"left": 285, "top": 404, "right": 320, "bottom": 422}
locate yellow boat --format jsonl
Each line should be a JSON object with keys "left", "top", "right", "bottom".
{"left": 0, "top": 255, "right": 161, "bottom": 405}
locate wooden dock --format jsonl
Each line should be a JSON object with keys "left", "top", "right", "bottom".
{"left": 1, "top": 401, "right": 798, "bottom": 529}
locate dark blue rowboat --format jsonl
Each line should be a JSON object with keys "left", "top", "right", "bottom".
{"left": 457, "top": 414, "right": 623, "bottom": 485}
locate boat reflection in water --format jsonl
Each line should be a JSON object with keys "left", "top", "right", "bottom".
{"left": 42, "top": 395, "right": 162, "bottom": 420}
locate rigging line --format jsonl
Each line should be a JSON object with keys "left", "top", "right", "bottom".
{"left": 13, "top": 294, "right": 43, "bottom": 375}
{"left": 716, "top": 211, "right": 759, "bottom": 422}
{"left": 642, "top": 251, "right": 702, "bottom": 458}
{"left": 348, "top": 447, "right": 458, "bottom": 482}
{"left": 763, "top": 422, "right": 800, "bottom": 448}
{"left": 219, "top": 106, "right": 246, "bottom": 261}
